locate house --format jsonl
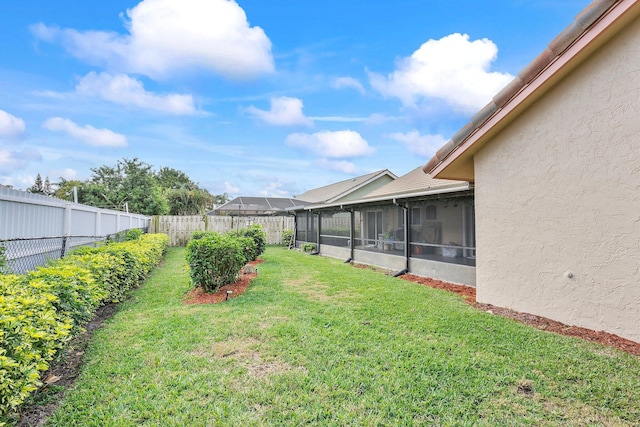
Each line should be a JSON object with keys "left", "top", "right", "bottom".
{"left": 423, "top": 0, "right": 640, "bottom": 342}
{"left": 209, "top": 196, "right": 305, "bottom": 216}
{"left": 291, "top": 169, "right": 397, "bottom": 246}
{"left": 294, "top": 169, "right": 397, "bottom": 204}
{"left": 291, "top": 167, "right": 475, "bottom": 285}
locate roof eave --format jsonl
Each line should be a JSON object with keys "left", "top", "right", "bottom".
{"left": 425, "top": 0, "right": 640, "bottom": 180}
{"left": 298, "top": 182, "right": 472, "bottom": 211}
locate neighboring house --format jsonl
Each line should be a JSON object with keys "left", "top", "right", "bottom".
{"left": 209, "top": 196, "right": 305, "bottom": 216}
{"left": 291, "top": 169, "right": 398, "bottom": 250}
{"left": 291, "top": 167, "right": 475, "bottom": 285}
{"left": 294, "top": 169, "right": 397, "bottom": 204}
{"left": 423, "top": 0, "right": 640, "bottom": 342}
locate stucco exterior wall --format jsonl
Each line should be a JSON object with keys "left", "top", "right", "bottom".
{"left": 474, "top": 20, "right": 640, "bottom": 342}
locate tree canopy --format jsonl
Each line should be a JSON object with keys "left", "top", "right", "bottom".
{"left": 29, "top": 158, "right": 230, "bottom": 216}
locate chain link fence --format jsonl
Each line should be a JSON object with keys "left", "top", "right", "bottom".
{"left": 0, "top": 228, "right": 147, "bottom": 274}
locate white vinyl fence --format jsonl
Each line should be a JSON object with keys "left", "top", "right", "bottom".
{"left": 0, "top": 186, "right": 149, "bottom": 273}
{"left": 150, "top": 215, "right": 294, "bottom": 246}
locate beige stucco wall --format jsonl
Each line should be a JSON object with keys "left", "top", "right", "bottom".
{"left": 474, "top": 19, "right": 640, "bottom": 342}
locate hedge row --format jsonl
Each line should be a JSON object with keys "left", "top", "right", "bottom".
{"left": 0, "top": 233, "right": 169, "bottom": 422}
{"left": 186, "top": 225, "right": 266, "bottom": 293}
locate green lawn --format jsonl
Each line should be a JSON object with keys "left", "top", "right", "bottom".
{"left": 45, "top": 246, "right": 639, "bottom": 426}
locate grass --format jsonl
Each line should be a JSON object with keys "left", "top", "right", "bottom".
{"left": 44, "top": 246, "right": 639, "bottom": 426}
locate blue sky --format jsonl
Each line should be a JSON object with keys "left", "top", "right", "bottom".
{"left": 0, "top": 0, "right": 590, "bottom": 198}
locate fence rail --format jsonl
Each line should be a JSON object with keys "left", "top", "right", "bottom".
{"left": 150, "top": 215, "right": 294, "bottom": 246}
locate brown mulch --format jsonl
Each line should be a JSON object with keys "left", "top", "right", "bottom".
{"left": 398, "top": 273, "right": 640, "bottom": 356}
{"left": 183, "top": 258, "right": 264, "bottom": 304}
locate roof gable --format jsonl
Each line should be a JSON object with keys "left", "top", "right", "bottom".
{"left": 294, "top": 169, "right": 397, "bottom": 204}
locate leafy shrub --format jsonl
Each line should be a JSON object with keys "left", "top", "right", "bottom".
{"left": 282, "top": 230, "right": 293, "bottom": 246}
{"left": 191, "top": 230, "right": 217, "bottom": 241}
{"left": 70, "top": 234, "right": 168, "bottom": 299}
{"left": 26, "top": 264, "right": 104, "bottom": 328}
{"left": 64, "top": 252, "right": 128, "bottom": 303}
{"left": 235, "top": 236, "right": 257, "bottom": 263}
{"left": 236, "top": 225, "right": 266, "bottom": 258}
{"left": 186, "top": 233, "right": 245, "bottom": 293}
{"left": 0, "top": 233, "right": 168, "bottom": 422}
{"left": 0, "top": 274, "right": 73, "bottom": 418}
{"left": 124, "top": 228, "right": 143, "bottom": 241}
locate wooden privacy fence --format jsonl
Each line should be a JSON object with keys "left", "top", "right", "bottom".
{"left": 149, "top": 215, "right": 294, "bottom": 247}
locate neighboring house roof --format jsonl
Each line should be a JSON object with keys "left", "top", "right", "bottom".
{"left": 294, "top": 169, "right": 397, "bottom": 204}
{"left": 299, "top": 166, "right": 471, "bottom": 210}
{"left": 210, "top": 196, "right": 306, "bottom": 216}
{"left": 362, "top": 167, "right": 470, "bottom": 200}
{"left": 423, "top": 0, "right": 638, "bottom": 181}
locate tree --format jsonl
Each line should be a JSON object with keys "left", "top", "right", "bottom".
{"left": 213, "top": 193, "right": 230, "bottom": 206}
{"left": 53, "top": 178, "right": 84, "bottom": 201}
{"left": 27, "top": 174, "right": 53, "bottom": 196}
{"left": 156, "top": 167, "right": 195, "bottom": 190}
{"left": 83, "top": 158, "right": 168, "bottom": 215}
{"left": 167, "top": 187, "right": 215, "bottom": 215}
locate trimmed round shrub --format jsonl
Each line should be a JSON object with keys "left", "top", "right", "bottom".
{"left": 236, "top": 225, "right": 267, "bottom": 259}
{"left": 186, "top": 233, "right": 245, "bottom": 293}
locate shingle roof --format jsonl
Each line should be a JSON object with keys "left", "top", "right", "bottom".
{"left": 423, "top": 0, "right": 632, "bottom": 177}
{"left": 294, "top": 169, "right": 397, "bottom": 204}
{"left": 363, "top": 167, "right": 468, "bottom": 200}
{"left": 212, "top": 196, "right": 305, "bottom": 215}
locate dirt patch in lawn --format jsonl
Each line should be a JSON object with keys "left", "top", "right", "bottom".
{"left": 398, "top": 273, "right": 640, "bottom": 356}
{"left": 184, "top": 259, "right": 265, "bottom": 305}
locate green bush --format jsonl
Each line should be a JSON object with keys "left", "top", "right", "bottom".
{"left": 0, "top": 233, "right": 168, "bottom": 421}
{"left": 70, "top": 234, "right": 168, "bottom": 299}
{"left": 26, "top": 264, "right": 104, "bottom": 328}
{"left": 236, "top": 225, "right": 266, "bottom": 258}
{"left": 64, "top": 252, "right": 129, "bottom": 303}
{"left": 191, "top": 230, "right": 217, "bottom": 241}
{"left": 0, "top": 274, "right": 73, "bottom": 418}
{"left": 186, "top": 233, "right": 245, "bottom": 293}
{"left": 235, "top": 236, "right": 257, "bottom": 263}
{"left": 282, "top": 229, "right": 293, "bottom": 246}
{"left": 124, "top": 228, "right": 143, "bottom": 241}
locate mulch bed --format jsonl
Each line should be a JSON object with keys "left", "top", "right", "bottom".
{"left": 398, "top": 273, "right": 640, "bottom": 356}
{"left": 183, "top": 258, "right": 264, "bottom": 304}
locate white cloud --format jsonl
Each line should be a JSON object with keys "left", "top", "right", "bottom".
{"left": 286, "top": 130, "right": 374, "bottom": 158}
{"left": 76, "top": 72, "right": 196, "bottom": 115}
{"left": 386, "top": 131, "right": 447, "bottom": 157}
{"left": 0, "top": 110, "right": 26, "bottom": 139}
{"left": 43, "top": 117, "right": 128, "bottom": 147}
{"left": 332, "top": 76, "right": 365, "bottom": 95}
{"left": 246, "top": 97, "right": 313, "bottom": 127}
{"left": 315, "top": 159, "right": 357, "bottom": 174}
{"left": 369, "top": 33, "right": 514, "bottom": 113}
{"left": 0, "top": 148, "right": 41, "bottom": 173}
{"left": 258, "top": 181, "right": 294, "bottom": 198}
{"left": 308, "top": 116, "right": 367, "bottom": 123}
{"left": 32, "top": 0, "right": 274, "bottom": 80}
{"left": 224, "top": 181, "right": 240, "bottom": 195}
